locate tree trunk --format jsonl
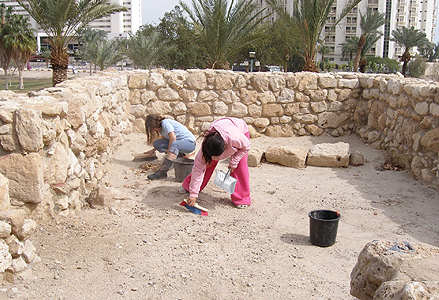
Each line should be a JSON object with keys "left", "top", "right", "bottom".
{"left": 3, "top": 68, "right": 7, "bottom": 90}
{"left": 18, "top": 69, "right": 24, "bottom": 89}
{"left": 353, "top": 36, "right": 366, "bottom": 72}
{"left": 50, "top": 47, "right": 69, "bottom": 86}
{"left": 401, "top": 52, "right": 411, "bottom": 76}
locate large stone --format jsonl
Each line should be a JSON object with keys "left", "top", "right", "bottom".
{"left": 265, "top": 146, "right": 308, "bottom": 168}
{"left": 265, "top": 125, "right": 294, "bottom": 137}
{"left": 0, "top": 209, "right": 26, "bottom": 236}
{"left": 307, "top": 142, "right": 350, "bottom": 167}
{"left": 15, "top": 108, "right": 44, "bottom": 152}
{"left": 0, "top": 220, "right": 11, "bottom": 238}
{"left": 45, "top": 142, "right": 69, "bottom": 186}
{"left": 0, "top": 173, "right": 10, "bottom": 211}
{"left": 86, "top": 186, "right": 133, "bottom": 208}
{"left": 420, "top": 127, "right": 439, "bottom": 152}
{"left": 350, "top": 240, "right": 439, "bottom": 300}
{"left": 247, "top": 148, "right": 264, "bottom": 167}
{"left": 0, "top": 239, "right": 12, "bottom": 273}
{"left": 0, "top": 153, "right": 44, "bottom": 204}
{"left": 186, "top": 71, "right": 207, "bottom": 90}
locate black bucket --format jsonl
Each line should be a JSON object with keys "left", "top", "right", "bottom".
{"left": 173, "top": 158, "right": 194, "bottom": 182}
{"left": 308, "top": 210, "right": 341, "bottom": 247}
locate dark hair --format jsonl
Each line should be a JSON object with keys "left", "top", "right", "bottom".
{"left": 202, "top": 131, "right": 225, "bottom": 165}
{"left": 145, "top": 114, "right": 165, "bottom": 144}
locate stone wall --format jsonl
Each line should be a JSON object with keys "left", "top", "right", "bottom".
{"left": 127, "top": 69, "right": 439, "bottom": 188}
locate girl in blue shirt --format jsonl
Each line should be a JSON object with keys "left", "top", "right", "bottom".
{"left": 145, "top": 114, "right": 196, "bottom": 180}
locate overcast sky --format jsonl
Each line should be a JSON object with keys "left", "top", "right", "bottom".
{"left": 142, "top": 0, "right": 188, "bottom": 25}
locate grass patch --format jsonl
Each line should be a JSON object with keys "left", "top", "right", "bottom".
{"left": 0, "top": 76, "right": 53, "bottom": 93}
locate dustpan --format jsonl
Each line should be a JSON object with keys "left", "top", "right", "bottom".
{"left": 214, "top": 169, "right": 237, "bottom": 194}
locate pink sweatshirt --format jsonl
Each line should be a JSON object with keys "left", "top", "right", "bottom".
{"left": 189, "top": 118, "right": 250, "bottom": 198}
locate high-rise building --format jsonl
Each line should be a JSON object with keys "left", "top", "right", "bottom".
{"left": 0, "top": 0, "right": 142, "bottom": 52}
{"left": 245, "top": 0, "right": 437, "bottom": 65}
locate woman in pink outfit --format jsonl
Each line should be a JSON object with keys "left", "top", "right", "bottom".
{"left": 181, "top": 117, "right": 251, "bottom": 209}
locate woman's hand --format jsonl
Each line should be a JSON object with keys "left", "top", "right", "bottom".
{"left": 228, "top": 166, "right": 236, "bottom": 172}
{"left": 187, "top": 196, "right": 197, "bottom": 206}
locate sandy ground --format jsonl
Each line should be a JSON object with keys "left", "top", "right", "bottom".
{"left": 0, "top": 131, "right": 438, "bottom": 299}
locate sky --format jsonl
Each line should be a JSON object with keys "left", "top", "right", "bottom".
{"left": 142, "top": 0, "right": 188, "bottom": 25}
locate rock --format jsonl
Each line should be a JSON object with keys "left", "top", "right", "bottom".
{"left": 22, "top": 240, "right": 36, "bottom": 263}
{"left": 350, "top": 240, "right": 439, "bottom": 300}
{"left": 0, "top": 221, "right": 11, "bottom": 238}
{"left": 0, "top": 173, "right": 10, "bottom": 211}
{"left": 265, "top": 146, "right": 308, "bottom": 168}
{"left": 0, "top": 239, "right": 12, "bottom": 273}
{"left": 15, "top": 108, "right": 44, "bottom": 152}
{"left": 86, "top": 186, "right": 133, "bottom": 207}
{"left": 0, "top": 209, "right": 26, "bottom": 236}
{"left": 247, "top": 148, "right": 264, "bottom": 167}
{"left": 18, "top": 219, "right": 37, "bottom": 240}
{"left": 307, "top": 142, "right": 350, "bottom": 167}
{"left": 5, "top": 235, "right": 23, "bottom": 258}
{"left": 350, "top": 151, "right": 365, "bottom": 166}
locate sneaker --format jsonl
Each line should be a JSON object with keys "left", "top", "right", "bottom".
{"left": 177, "top": 152, "right": 186, "bottom": 158}
{"left": 177, "top": 186, "right": 189, "bottom": 194}
{"left": 235, "top": 204, "right": 249, "bottom": 209}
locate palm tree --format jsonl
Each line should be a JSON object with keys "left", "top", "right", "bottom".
{"left": 122, "top": 29, "right": 164, "bottom": 70}
{"left": 353, "top": 8, "right": 385, "bottom": 72}
{"left": 3, "top": 14, "right": 36, "bottom": 89}
{"left": 0, "top": 4, "right": 14, "bottom": 89}
{"left": 94, "top": 39, "right": 122, "bottom": 71}
{"left": 340, "top": 37, "right": 357, "bottom": 62}
{"left": 17, "top": 0, "right": 127, "bottom": 86}
{"left": 318, "top": 44, "right": 331, "bottom": 70}
{"left": 78, "top": 27, "right": 107, "bottom": 75}
{"left": 391, "top": 26, "right": 429, "bottom": 76}
{"left": 179, "top": 0, "right": 267, "bottom": 69}
{"left": 268, "top": 0, "right": 361, "bottom": 72}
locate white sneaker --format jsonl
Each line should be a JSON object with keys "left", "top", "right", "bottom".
{"left": 177, "top": 186, "right": 189, "bottom": 194}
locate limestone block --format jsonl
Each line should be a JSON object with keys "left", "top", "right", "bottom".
{"left": 230, "top": 102, "right": 247, "bottom": 118}
{"left": 186, "top": 71, "right": 207, "bottom": 90}
{"left": 146, "top": 72, "right": 165, "bottom": 90}
{"left": 349, "top": 151, "right": 365, "bottom": 166}
{"left": 22, "top": 240, "right": 36, "bottom": 263}
{"left": 0, "top": 135, "right": 17, "bottom": 152}
{"left": 254, "top": 118, "right": 270, "bottom": 128}
{"left": 265, "top": 125, "right": 294, "bottom": 137}
{"left": 318, "top": 75, "right": 337, "bottom": 88}
{"left": 247, "top": 104, "right": 262, "bottom": 118}
{"left": 0, "top": 110, "right": 13, "bottom": 123}
{"left": 305, "top": 124, "right": 323, "bottom": 136}
{"left": 15, "top": 108, "right": 44, "bottom": 152}
{"left": 45, "top": 142, "right": 68, "bottom": 186}
{"left": 248, "top": 125, "right": 261, "bottom": 138}
{"left": 19, "top": 219, "right": 37, "bottom": 240}
{"left": 146, "top": 101, "right": 171, "bottom": 115}
{"left": 239, "top": 88, "right": 258, "bottom": 105}
{"left": 0, "top": 209, "right": 26, "bottom": 236}
{"left": 157, "top": 87, "right": 179, "bottom": 101}
{"left": 430, "top": 103, "right": 439, "bottom": 117}
{"left": 212, "top": 101, "right": 228, "bottom": 115}
{"left": 5, "top": 235, "right": 23, "bottom": 258}
{"left": 310, "top": 101, "right": 327, "bottom": 113}
{"left": 0, "top": 173, "right": 10, "bottom": 211}
{"left": 420, "top": 127, "right": 439, "bottom": 152}
{"left": 247, "top": 148, "right": 264, "bottom": 167}
{"left": 414, "top": 102, "right": 429, "bottom": 115}
{"left": 128, "top": 74, "right": 147, "bottom": 89}
{"left": 250, "top": 73, "right": 269, "bottom": 92}
{"left": 0, "top": 239, "right": 12, "bottom": 273}
{"left": 297, "top": 72, "right": 318, "bottom": 91}
{"left": 350, "top": 241, "right": 439, "bottom": 300}
{"left": 172, "top": 102, "right": 187, "bottom": 115}
{"left": 0, "top": 220, "right": 11, "bottom": 238}
{"left": 262, "top": 104, "right": 284, "bottom": 117}
{"left": 130, "top": 104, "right": 146, "bottom": 118}
{"left": 257, "top": 91, "right": 276, "bottom": 104}
{"left": 214, "top": 73, "right": 234, "bottom": 90}
{"left": 268, "top": 75, "right": 285, "bottom": 93}
{"left": 375, "top": 281, "right": 439, "bottom": 300}
{"left": 278, "top": 88, "right": 295, "bottom": 103}
{"left": 218, "top": 90, "right": 238, "bottom": 104}
{"left": 168, "top": 71, "right": 187, "bottom": 89}
{"left": 318, "top": 112, "right": 351, "bottom": 129}
{"left": 234, "top": 73, "right": 248, "bottom": 89}
{"left": 187, "top": 103, "right": 210, "bottom": 116}
{"left": 140, "top": 90, "right": 157, "bottom": 104}
{"left": 11, "top": 256, "right": 27, "bottom": 273}
{"left": 307, "top": 142, "right": 350, "bottom": 167}
{"left": 265, "top": 146, "right": 307, "bottom": 168}
{"left": 198, "top": 90, "right": 218, "bottom": 102}
{"left": 0, "top": 153, "right": 44, "bottom": 204}
{"left": 293, "top": 113, "right": 318, "bottom": 124}
{"left": 285, "top": 103, "right": 300, "bottom": 115}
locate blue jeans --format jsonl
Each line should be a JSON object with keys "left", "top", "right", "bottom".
{"left": 153, "top": 139, "right": 196, "bottom": 156}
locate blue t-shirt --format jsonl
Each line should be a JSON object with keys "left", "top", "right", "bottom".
{"left": 160, "top": 119, "right": 195, "bottom": 142}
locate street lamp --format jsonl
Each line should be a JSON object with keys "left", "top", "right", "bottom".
{"left": 249, "top": 51, "right": 256, "bottom": 72}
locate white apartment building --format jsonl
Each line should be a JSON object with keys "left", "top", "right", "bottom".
{"left": 0, "top": 0, "right": 142, "bottom": 51}
{"left": 247, "top": 0, "right": 437, "bottom": 65}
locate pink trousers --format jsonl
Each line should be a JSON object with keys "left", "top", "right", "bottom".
{"left": 182, "top": 132, "right": 251, "bottom": 206}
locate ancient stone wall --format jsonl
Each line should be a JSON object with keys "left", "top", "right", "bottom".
{"left": 127, "top": 69, "right": 438, "bottom": 188}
